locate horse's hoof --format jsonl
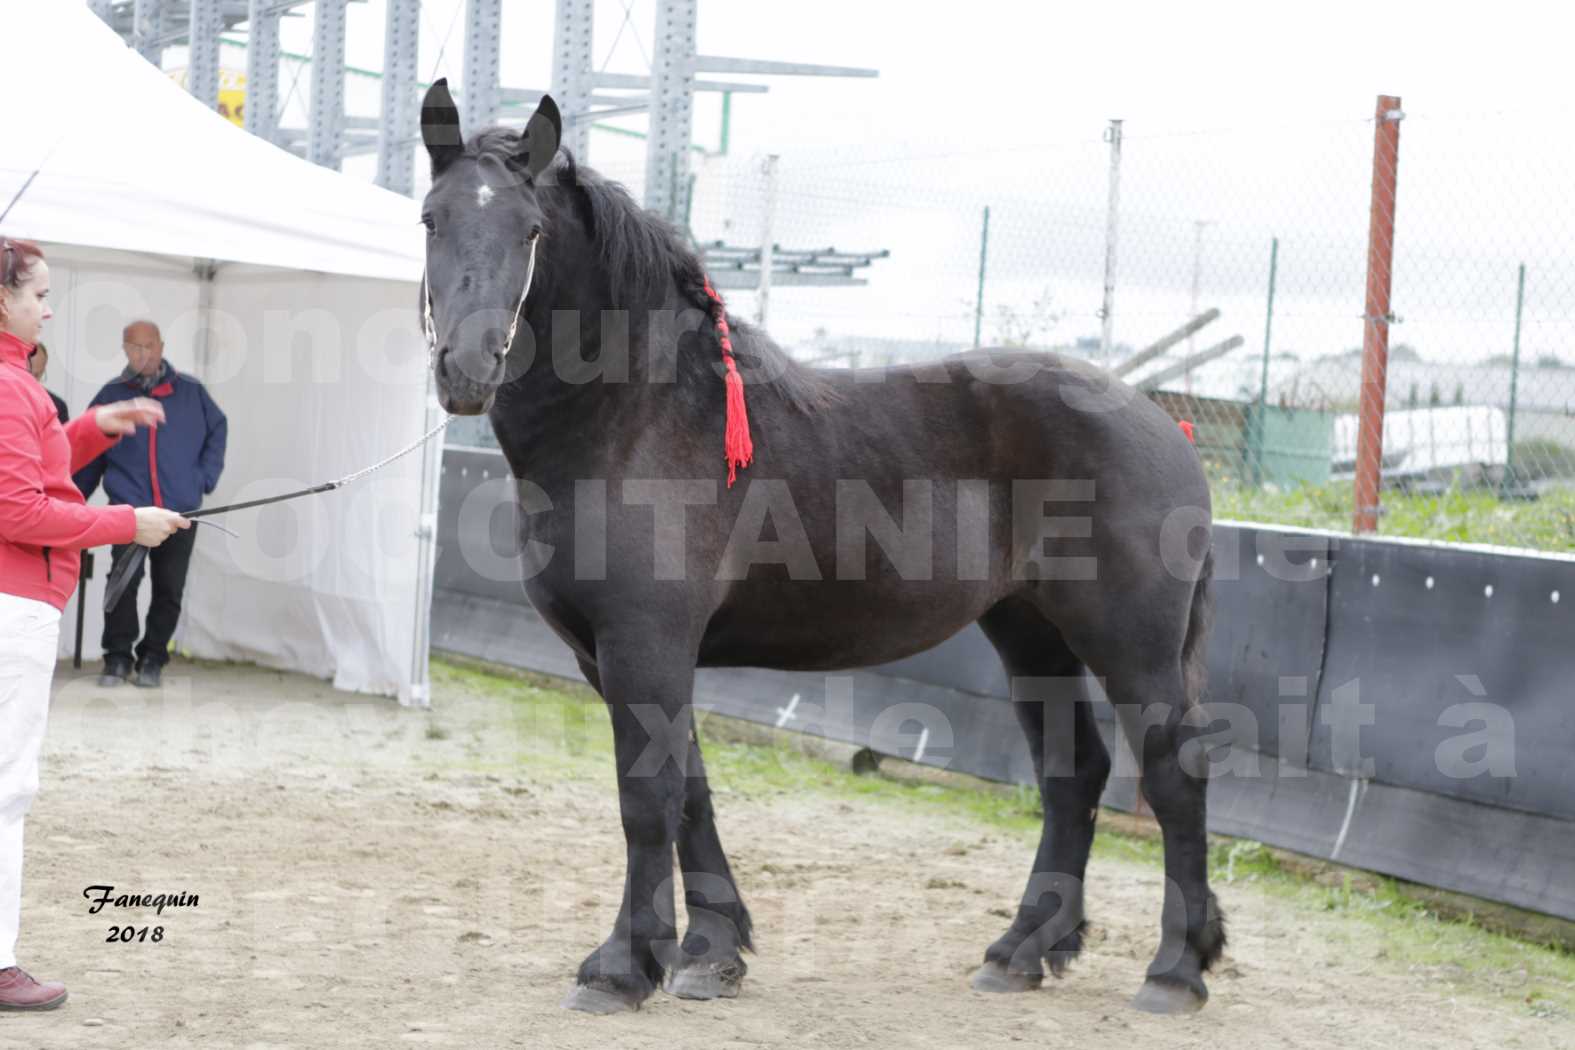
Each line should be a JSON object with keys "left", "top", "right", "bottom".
{"left": 969, "top": 960, "right": 1043, "bottom": 993}
{"left": 560, "top": 983, "right": 642, "bottom": 1015}
{"left": 1131, "top": 978, "right": 1206, "bottom": 1015}
{"left": 663, "top": 962, "right": 745, "bottom": 1000}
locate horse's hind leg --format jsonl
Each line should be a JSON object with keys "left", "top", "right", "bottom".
{"left": 971, "top": 598, "right": 1110, "bottom": 993}
{"left": 1097, "top": 659, "right": 1225, "bottom": 1013}
{"left": 662, "top": 729, "right": 754, "bottom": 1000}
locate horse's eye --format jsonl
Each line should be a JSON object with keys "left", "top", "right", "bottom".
{"left": 421, "top": 214, "right": 436, "bottom": 233}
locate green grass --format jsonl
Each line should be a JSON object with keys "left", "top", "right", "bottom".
{"left": 429, "top": 657, "right": 1575, "bottom": 1020}
{"left": 1213, "top": 477, "right": 1575, "bottom": 551}
{"left": 1210, "top": 839, "right": 1575, "bottom": 1019}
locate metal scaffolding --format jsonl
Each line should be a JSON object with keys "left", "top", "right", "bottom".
{"left": 701, "top": 242, "right": 892, "bottom": 291}
{"left": 307, "top": 0, "right": 348, "bottom": 169}
{"left": 549, "top": 0, "right": 596, "bottom": 161}
{"left": 242, "top": 0, "right": 282, "bottom": 143}
{"left": 130, "top": 0, "right": 166, "bottom": 65}
{"left": 646, "top": 0, "right": 698, "bottom": 222}
{"left": 90, "top": 0, "right": 877, "bottom": 208}
{"left": 186, "top": 0, "right": 223, "bottom": 115}
{"left": 376, "top": 0, "right": 421, "bottom": 196}
{"left": 461, "top": 0, "right": 503, "bottom": 133}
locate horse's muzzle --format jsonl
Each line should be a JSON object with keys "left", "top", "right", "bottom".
{"left": 435, "top": 345, "right": 502, "bottom": 415}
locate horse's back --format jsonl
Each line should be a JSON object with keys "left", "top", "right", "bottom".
{"left": 782, "top": 348, "right": 1208, "bottom": 512}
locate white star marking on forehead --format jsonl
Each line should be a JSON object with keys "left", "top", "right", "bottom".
{"left": 477, "top": 184, "right": 495, "bottom": 207}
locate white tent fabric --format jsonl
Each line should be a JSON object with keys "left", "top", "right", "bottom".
{"left": 1, "top": 1, "right": 421, "bottom": 280}
{"left": 3, "top": 3, "right": 439, "bottom": 702}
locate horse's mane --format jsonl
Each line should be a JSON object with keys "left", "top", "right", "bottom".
{"left": 469, "top": 129, "right": 839, "bottom": 414}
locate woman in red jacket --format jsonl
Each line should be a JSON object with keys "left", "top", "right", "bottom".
{"left": 0, "top": 237, "right": 189, "bottom": 1011}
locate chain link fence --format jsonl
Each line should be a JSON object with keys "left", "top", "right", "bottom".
{"left": 446, "top": 102, "right": 1575, "bottom": 552}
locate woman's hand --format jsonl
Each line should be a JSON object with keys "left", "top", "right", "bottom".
{"left": 96, "top": 398, "right": 165, "bottom": 436}
{"left": 133, "top": 507, "right": 190, "bottom": 547}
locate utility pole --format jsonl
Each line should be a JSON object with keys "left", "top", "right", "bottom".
{"left": 1098, "top": 118, "right": 1123, "bottom": 366}
{"left": 756, "top": 154, "right": 780, "bottom": 326}
{"left": 1186, "top": 218, "right": 1215, "bottom": 394}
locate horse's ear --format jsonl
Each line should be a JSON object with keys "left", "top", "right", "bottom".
{"left": 421, "top": 78, "right": 464, "bottom": 177}
{"left": 516, "top": 95, "right": 562, "bottom": 179}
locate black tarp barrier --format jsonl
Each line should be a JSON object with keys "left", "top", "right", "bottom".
{"left": 1308, "top": 535, "right": 1575, "bottom": 822}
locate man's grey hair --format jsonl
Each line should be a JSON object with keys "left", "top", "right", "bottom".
{"left": 122, "top": 319, "right": 163, "bottom": 343}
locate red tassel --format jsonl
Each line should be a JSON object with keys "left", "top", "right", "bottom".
{"left": 1178, "top": 419, "right": 1196, "bottom": 444}
{"left": 724, "top": 364, "right": 753, "bottom": 486}
{"left": 703, "top": 277, "right": 754, "bottom": 487}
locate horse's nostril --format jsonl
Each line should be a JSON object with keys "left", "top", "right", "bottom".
{"left": 436, "top": 347, "right": 451, "bottom": 379}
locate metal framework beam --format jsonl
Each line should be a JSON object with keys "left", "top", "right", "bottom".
{"left": 462, "top": 0, "right": 503, "bottom": 133}
{"left": 502, "top": 88, "right": 649, "bottom": 109}
{"left": 571, "top": 102, "right": 650, "bottom": 122}
{"left": 133, "top": 0, "right": 165, "bottom": 64}
{"left": 280, "top": 129, "right": 380, "bottom": 144}
{"left": 646, "top": 0, "right": 697, "bottom": 222}
{"left": 308, "top": 0, "right": 348, "bottom": 169}
{"left": 88, "top": 0, "right": 115, "bottom": 23}
{"left": 591, "top": 71, "right": 767, "bottom": 94}
{"left": 256, "top": 0, "right": 312, "bottom": 16}
{"left": 122, "top": 1, "right": 260, "bottom": 49}
{"left": 187, "top": 0, "right": 224, "bottom": 111}
{"left": 702, "top": 241, "right": 889, "bottom": 277}
{"left": 377, "top": 0, "right": 420, "bottom": 194}
{"left": 693, "top": 55, "right": 878, "bottom": 79}
{"left": 244, "top": 0, "right": 282, "bottom": 142}
{"left": 550, "top": 0, "right": 595, "bottom": 161}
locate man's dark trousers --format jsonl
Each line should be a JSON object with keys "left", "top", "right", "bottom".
{"left": 103, "top": 527, "right": 198, "bottom": 670}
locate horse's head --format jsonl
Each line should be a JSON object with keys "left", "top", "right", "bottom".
{"left": 420, "top": 80, "right": 561, "bottom": 415}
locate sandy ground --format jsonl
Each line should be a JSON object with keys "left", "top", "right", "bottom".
{"left": 0, "top": 659, "right": 1569, "bottom": 1050}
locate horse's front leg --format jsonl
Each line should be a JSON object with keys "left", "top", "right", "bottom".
{"left": 570, "top": 654, "right": 754, "bottom": 1004}
{"left": 562, "top": 645, "right": 694, "bottom": 1014}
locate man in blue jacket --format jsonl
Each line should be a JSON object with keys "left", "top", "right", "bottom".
{"left": 75, "top": 321, "right": 227, "bottom": 688}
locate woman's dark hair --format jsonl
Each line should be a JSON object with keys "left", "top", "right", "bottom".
{"left": 0, "top": 236, "right": 45, "bottom": 289}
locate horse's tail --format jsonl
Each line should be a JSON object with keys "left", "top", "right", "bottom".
{"left": 1181, "top": 548, "right": 1214, "bottom": 707}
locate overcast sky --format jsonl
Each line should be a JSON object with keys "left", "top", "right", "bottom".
{"left": 256, "top": 1, "right": 1575, "bottom": 365}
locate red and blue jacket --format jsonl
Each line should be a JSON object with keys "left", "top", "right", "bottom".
{"left": 74, "top": 365, "right": 227, "bottom": 514}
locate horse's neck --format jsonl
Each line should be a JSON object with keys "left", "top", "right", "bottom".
{"left": 495, "top": 274, "right": 717, "bottom": 483}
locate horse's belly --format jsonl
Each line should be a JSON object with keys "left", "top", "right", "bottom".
{"left": 697, "top": 578, "right": 999, "bottom": 672}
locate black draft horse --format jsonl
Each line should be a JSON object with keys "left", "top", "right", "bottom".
{"left": 418, "top": 82, "right": 1224, "bottom": 1016}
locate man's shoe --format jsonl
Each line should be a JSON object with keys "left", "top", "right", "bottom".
{"left": 133, "top": 663, "right": 163, "bottom": 689}
{"left": 0, "top": 966, "right": 68, "bottom": 1011}
{"left": 98, "top": 656, "right": 133, "bottom": 688}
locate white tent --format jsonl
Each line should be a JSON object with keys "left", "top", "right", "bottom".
{"left": 2, "top": 1, "right": 438, "bottom": 702}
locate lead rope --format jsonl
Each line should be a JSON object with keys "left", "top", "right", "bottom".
{"left": 503, "top": 232, "right": 540, "bottom": 356}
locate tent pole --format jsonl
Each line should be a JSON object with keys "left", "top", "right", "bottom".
{"left": 192, "top": 259, "right": 219, "bottom": 381}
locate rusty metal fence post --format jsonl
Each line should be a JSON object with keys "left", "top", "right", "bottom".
{"left": 1353, "top": 95, "right": 1404, "bottom": 533}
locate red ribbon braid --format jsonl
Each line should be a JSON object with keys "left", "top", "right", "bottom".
{"left": 701, "top": 277, "right": 754, "bottom": 487}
